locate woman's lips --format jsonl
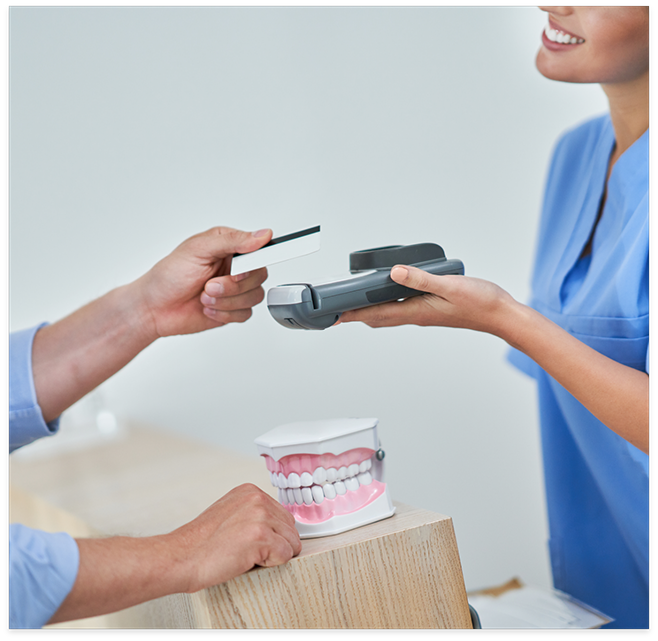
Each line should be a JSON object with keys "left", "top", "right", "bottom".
{"left": 548, "top": 17, "right": 585, "bottom": 41}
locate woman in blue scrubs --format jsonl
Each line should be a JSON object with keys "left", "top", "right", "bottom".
{"left": 341, "top": 6, "right": 649, "bottom": 630}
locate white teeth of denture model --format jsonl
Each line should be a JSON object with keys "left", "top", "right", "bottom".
{"left": 255, "top": 418, "right": 396, "bottom": 538}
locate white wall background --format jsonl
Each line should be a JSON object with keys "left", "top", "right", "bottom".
{"left": 9, "top": 6, "right": 609, "bottom": 592}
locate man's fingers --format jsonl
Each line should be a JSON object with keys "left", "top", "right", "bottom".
{"left": 236, "top": 487, "right": 302, "bottom": 565}
{"left": 257, "top": 533, "right": 299, "bottom": 569}
{"left": 200, "top": 268, "right": 267, "bottom": 323}
{"left": 201, "top": 284, "right": 265, "bottom": 312}
{"left": 273, "top": 511, "right": 302, "bottom": 557}
{"left": 254, "top": 507, "right": 302, "bottom": 566}
{"left": 202, "top": 307, "right": 253, "bottom": 324}
{"left": 204, "top": 267, "right": 268, "bottom": 299}
{"left": 190, "top": 227, "right": 273, "bottom": 262}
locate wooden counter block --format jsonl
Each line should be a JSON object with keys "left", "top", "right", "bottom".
{"left": 10, "top": 424, "right": 472, "bottom": 629}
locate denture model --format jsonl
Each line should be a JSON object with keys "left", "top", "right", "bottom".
{"left": 255, "top": 418, "right": 396, "bottom": 538}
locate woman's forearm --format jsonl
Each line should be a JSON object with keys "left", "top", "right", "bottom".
{"left": 340, "top": 268, "right": 648, "bottom": 453}
{"left": 500, "top": 300, "right": 649, "bottom": 454}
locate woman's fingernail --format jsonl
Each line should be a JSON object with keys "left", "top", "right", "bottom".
{"left": 391, "top": 266, "right": 409, "bottom": 281}
{"left": 252, "top": 228, "right": 271, "bottom": 238}
{"left": 206, "top": 282, "right": 224, "bottom": 296}
{"left": 201, "top": 293, "right": 216, "bottom": 306}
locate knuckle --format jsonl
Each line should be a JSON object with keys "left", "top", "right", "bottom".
{"left": 274, "top": 546, "right": 294, "bottom": 565}
{"left": 244, "top": 487, "right": 269, "bottom": 508}
{"left": 246, "top": 523, "right": 271, "bottom": 545}
{"left": 414, "top": 271, "right": 432, "bottom": 291}
{"left": 209, "top": 226, "right": 247, "bottom": 251}
{"left": 208, "top": 225, "right": 230, "bottom": 237}
{"left": 233, "top": 484, "right": 262, "bottom": 504}
{"left": 421, "top": 276, "right": 433, "bottom": 291}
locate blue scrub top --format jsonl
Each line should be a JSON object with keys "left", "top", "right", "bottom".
{"left": 508, "top": 114, "right": 648, "bottom": 629}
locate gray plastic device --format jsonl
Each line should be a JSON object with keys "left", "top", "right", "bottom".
{"left": 267, "top": 243, "right": 464, "bottom": 330}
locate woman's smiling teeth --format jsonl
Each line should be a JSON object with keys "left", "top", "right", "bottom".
{"left": 545, "top": 25, "right": 585, "bottom": 45}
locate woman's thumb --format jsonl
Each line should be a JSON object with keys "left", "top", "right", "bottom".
{"left": 390, "top": 264, "right": 436, "bottom": 293}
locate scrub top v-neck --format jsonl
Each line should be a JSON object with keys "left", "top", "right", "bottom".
{"left": 508, "top": 114, "right": 649, "bottom": 629}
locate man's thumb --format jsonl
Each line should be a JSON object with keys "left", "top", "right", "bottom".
{"left": 236, "top": 228, "right": 272, "bottom": 254}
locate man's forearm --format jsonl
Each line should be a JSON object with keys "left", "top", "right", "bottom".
{"left": 501, "top": 301, "right": 649, "bottom": 453}
{"left": 32, "top": 283, "right": 157, "bottom": 423}
{"left": 47, "top": 534, "right": 186, "bottom": 624}
{"left": 47, "top": 483, "right": 303, "bottom": 625}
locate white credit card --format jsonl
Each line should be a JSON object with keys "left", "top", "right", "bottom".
{"left": 230, "top": 225, "right": 321, "bottom": 275}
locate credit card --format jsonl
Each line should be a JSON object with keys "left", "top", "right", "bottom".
{"left": 230, "top": 225, "right": 321, "bottom": 275}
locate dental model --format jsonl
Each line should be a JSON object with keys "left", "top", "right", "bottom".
{"left": 255, "top": 418, "right": 396, "bottom": 538}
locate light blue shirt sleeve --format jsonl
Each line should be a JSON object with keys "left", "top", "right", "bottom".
{"left": 9, "top": 524, "right": 80, "bottom": 629}
{"left": 9, "top": 324, "right": 61, "bottom": 453}
{"left": 9, "top": 324, "right": 80, "bottom": 628}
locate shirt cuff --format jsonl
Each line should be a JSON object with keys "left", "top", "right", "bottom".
{"left": 9, "top": 524, "right": 80, "bottom": 629}
{"left": 9, "top": 324, "right": 61, "bottom": 453}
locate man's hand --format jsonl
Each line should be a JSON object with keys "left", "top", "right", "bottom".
{"left": 166, "top": 484, "right": 302, "bottom": 594}
{"left": 49, "top": 484, "right": 302, "bottom": 624}
{"left": 32, "top": 226, "right": 273, "bottom": 423}
{"left": 134, "top": 226, "right": 273, "bottom": 339}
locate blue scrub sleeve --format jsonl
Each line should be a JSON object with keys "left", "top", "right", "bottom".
{"left": 9, "top": 324, "right": 61, "bottom": 453}
{"left": 9, "top": 524, "right": 80, "bottom": 629}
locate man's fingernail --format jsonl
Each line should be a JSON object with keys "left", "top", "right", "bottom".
{"left": 206, "top": 282, "right": 224, "bottom": 296}
{"left": 232, "top": 271, "right": 250, "bottom": 282}
{"left": 391, "top": 266, "right": 409, "bottom": 281}
{"left": 252, "top": 228, "right": 270, "bottom": 238}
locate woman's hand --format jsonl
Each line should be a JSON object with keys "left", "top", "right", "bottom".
{"left": 340, "top": 264, "right": 649, "bottom": 453}
{"left": 134, "top": 226, "right": 273, "bottom": 339}
{"left": 340, "top": 264, "right": 519, "bottom": 340}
